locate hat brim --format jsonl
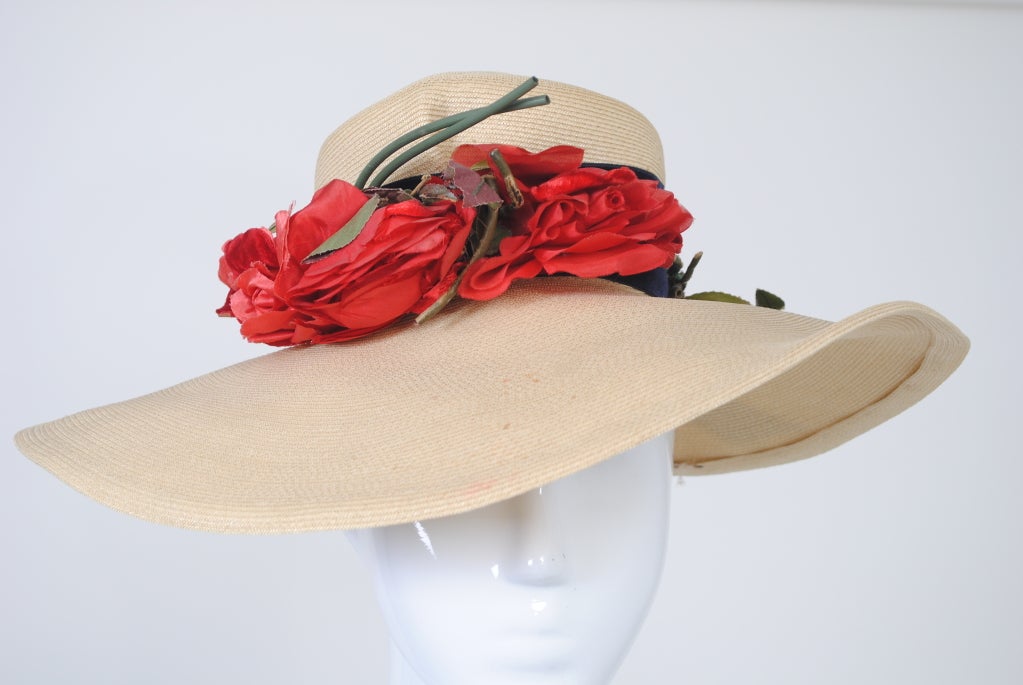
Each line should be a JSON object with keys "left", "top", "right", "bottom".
{"left": 14, "top": 278, "right": 968, "bottom": 533}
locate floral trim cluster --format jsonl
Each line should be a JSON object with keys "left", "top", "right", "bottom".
{"left": 217, "top": 77, "right": 779, "bottom": 347}
{"left": 217, "top": 143, "right": 692, "bottom": 346}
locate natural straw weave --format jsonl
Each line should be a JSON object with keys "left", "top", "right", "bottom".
{"left": 315, "top": 72, "right": 665, "bottom": 188}
{"left": 15, "top": 73, "right": 969, "bottom": 534}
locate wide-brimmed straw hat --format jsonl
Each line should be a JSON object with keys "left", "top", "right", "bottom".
{"left": 14, "top": 72, "right": 968, "bottom": 534}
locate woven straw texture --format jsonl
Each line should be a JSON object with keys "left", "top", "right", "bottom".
{"left": 16, "top": 278, "right": 967, "bottom": 534}
{"left": 315, "top": 72, "right": 666, "bottom": 188}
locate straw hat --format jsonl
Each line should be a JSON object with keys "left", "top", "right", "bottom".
{"left": 14, "top": 72, "right": 968, "bottom": 534}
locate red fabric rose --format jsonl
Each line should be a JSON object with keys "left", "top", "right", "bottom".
{"left": 216, "top": 227, "right": 294, "bottom": 345}
{"left": 275, "top": 182, "right": 474, "bottom": 344}
{"left": 218, "top": 179, "right": 475, "bottom": 345}
{"left": 458, "top": 159, "right": 692, "bottom": 300}
{"left": 220, "top": 145, "right": 694, "bottom": 346}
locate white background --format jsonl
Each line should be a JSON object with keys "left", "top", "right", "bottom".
{"left": 2, "top": 1, "right": 1020, "bottom": 683}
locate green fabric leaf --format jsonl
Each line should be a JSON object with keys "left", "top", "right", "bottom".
{"left": 755, "top": 289, "right": 785, "bottom": 310}
{"left": 686, "top": 291, "right": 751, "bottom": 305}
{"left": 306, "top": 195, "right": 380, "bottom": 260}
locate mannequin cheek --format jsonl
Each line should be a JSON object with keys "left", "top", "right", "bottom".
{"left": 366, "top": 522, "right": 510, "bottom": 683}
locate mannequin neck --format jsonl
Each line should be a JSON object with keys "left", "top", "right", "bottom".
{"left": 389, "top": 641, "right": 428, "bottom": 685}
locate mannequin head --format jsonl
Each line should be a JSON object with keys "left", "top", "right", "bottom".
{"left": 346, "top": 430, "right": 675, "bottom": 684}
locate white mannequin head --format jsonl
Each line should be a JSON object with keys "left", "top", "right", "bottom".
{"left": 346, "top": 430, "right": 675, "bottom": 685}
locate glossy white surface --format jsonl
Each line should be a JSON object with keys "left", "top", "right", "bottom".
{"left": 347, "top": 432, "right": 674, "bottom": 685}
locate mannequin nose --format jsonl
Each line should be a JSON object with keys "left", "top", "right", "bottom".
{"left": 503, "top": 486, "right": 571, "bottom": 586}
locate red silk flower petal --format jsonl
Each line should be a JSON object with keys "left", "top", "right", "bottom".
{"left": 283, "top": 180, "right": 373, "bottom": 261}
{"left": 218, "top": 227, "right": 277, "bottom": 287}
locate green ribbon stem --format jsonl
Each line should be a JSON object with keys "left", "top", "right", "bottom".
{"left": 358, "top": 77, "right": 548, "bottom": 189}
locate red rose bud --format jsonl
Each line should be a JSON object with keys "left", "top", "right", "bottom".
{"left": 451, "top": 144, "right": 585, "bottom": 186}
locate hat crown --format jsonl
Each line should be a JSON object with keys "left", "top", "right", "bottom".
{"left": 314, "top": 72, "right": 666, "bottom": 189}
